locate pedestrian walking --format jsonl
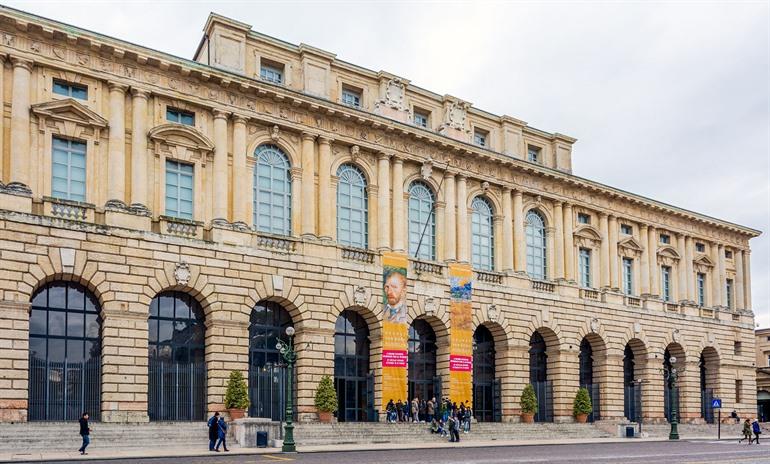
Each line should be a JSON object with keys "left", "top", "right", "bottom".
{"left": 740, "top": 418, "right": 752, "bottom": 444}
{"left": 208, "top": 411, "right": 220, "bottom": 451}
{"left": 463, "top": 403, "right": 472, "bottom": 433}
{"left": 448, "top": 415, "right": 460, "bottom": 442}
{"left": 77, "top": 412, "right": 91, "bottom": 455}
{"left": 215, "top": 415, "right": 229, "bottom": 452}
{"left": 751, "top": 419, "right": 762, "bottom": 444}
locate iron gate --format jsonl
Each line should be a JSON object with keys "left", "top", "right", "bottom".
{"left": 28, "top": 357, "right": 101, "bottom": 421}
{"left": 148, "top": 360, "right": 206, "bottom": 421}
{"left": 624, "top": 383, "right": 642, "bottom": 422}
{"left": 701, "top": 388, "right": 714, "bottom": 424}
{"left": 492, "top": 378, "right": 502, "bottom": 422}
{"left": 532, "top": 381, "right": 553, "bottom": 422}
{"left": 248, "top": 363, "right": 297, "bottom": 421}
{"left": 366, "top": 372, "right": 377, "bottom": 422}
{"left": 580, "top": 383, "right": 601, "bottom": 422}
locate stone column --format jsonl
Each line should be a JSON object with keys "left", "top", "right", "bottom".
{"left": 300, "top": 133, "right": 316, "bottom": 237}
{"left": 676, "top": 234, "right": 688, "bottom": 303}
{"left": 443, "top": 172, "right": 456, "bottom": 261}
{"left": 392, "top": 158, "right": 405, "bottom": 253}
{"left": 648, "top": 226, "right": 659, "bottom": 297}
{"left": 685, "top": 236, "right": 695, "bottom": 301}
{"left": 435, "top": 201, "right": 446, "bottom": 261}
{"left": 456, "top": 175, "right": 469, "bottom": 263}
{"left": 639, "top": 225, "right": 650, "bottom": 296}
{"left": 106, "top": 83, "right": 128, "bottom": 205}
{"left": 563, "top": 203, "right": 575, "bottom": 282}
{"left": 735, "top": 250, "right": 745, "bottom": 310}
{"left": 608, "top": 215, "right": 619, "bottom": 289}
{"left": 317, "top": 137, "right": 333, "bottom": 240}
{"left": 599, "top": 213, "right": 610, "bottom": 288}
{"left": 602, "top": 353, "right": 626, "bottom": 421}
{"left": 290, "top": 168, "right": 303, "bottom": 237}
{"left": 9, "top": 58, "right": 32, "bottom": 191}
{"left": 294, "top": 327, "right": 334, "bottom": 421}
{"left": 553, "top": 201, "right": 564, "bottom": 280}
{"left": 710, "top": 243, "right": 721, "bottom": 308}
{"left": 231, "top": 116, "right": 248, "bottom": 225}
{"left": 130, "top": 88, "right": 150, "bottom": 210}
{"left": 718, "top": 244, "right": 726, "bottom": 306}
{"left": 513, "top": 190, "right": 526, "bottom": 273}
{"left": 376, "top": 152, "right": 391, "bottom": 250}
{"left": 205, "top": 318, "right": 249, "bottom": 416}
{"left": 212, "top": 110, "right": 230, "bottom": 222}
{"left": 493, "top": 214, "right": 503, "bottom": 271}
{"left": 501, "top": 187, "right": 514, "bottom": 271}
{"left": 744, "top": 251, "right": 752, "bottom": 310}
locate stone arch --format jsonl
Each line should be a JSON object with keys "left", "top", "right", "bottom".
{"left": 330, "top": 284, "right": 381, "bottom": 335}
{"left": 529, "top": 325, "right": 560, "bottom": 356}
{"left": 148, "top": 123, "right": 214, "bottom": 152}
{"left": 143, "top": 262, "right": 215, "bottom": 318}
{"left": 246, "top": 131, "right": 301, "bottom": 169}
{"left": 466, "top": 188, "right": 502, "bottom": 215}
{"left": 700, "top": 346, "right": 720, "bottom": 394}
{"left": 406, "top": 295, "right": 450, "bottom": 334}
{"left": 614, "top": 324, "right": 651, "bottom": 356}
{"left": 331, "top": 155, "right": 376, "bottom": 187}
{"left": 403, "top": 172, "right": 440, "bottom": 200}
{"left": 522, "top": 201, "right": 553, "bottom": 226}
{"left": 247, "top": 275, "right": 307, "bottom": 328}
{"left": 472, "top": 305, "right": 513, "bottom": 350}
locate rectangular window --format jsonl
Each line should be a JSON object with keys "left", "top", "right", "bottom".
{"left": 528, "top": 146, "right": 541, "bottom": 163}
{"left": 661, "top": 266, "right": 672, "bottom": 302}
{"left": 734, "top": 341, "right": 742, "bottom": 356}
{"left": 623, "top": 257, "right": 634, "bottom": 295}
{"left": 696, "top": 242, "right": 705, "bottom": 253}
{"left": 660, "top": 234, "right": 670, "bottom": 244}
{"left": 725, "top": 250, "right": 733, "bottom": 259}
{"left": 726, "top": 279, "right": 733, "bottom": 308}
{"left": 51, "top": 137, "right": 87, "bottom": 202}
{"left": 52, "top": 79, "right": 88, "bottom": 100}
{"left": 621, "top": 224, "right": 633, "bottom": 235}
{"left": 735, "top": 380, "right": 742, "bottom": 403}
{"left": 341, "top": 87, "right": 362, "bottom": 108}
{"left": 767, "top": 355, "right": 770, "bottom": 367}
{"left": 165, "top": 160, "right": 194, "bottom": 220}
{"left": 413, "top": 111, "right": 429, "bottom": 128}
{"left": 579, "top": 248, "right": 592, "bottom": 288}
{"left": 473, "top": 130, "right": 487, "bottom": 147}
{"left": 166, "top": 107, "right": 195, "bottom": 126}
{"left": 697, "top": 273, "right": 706, "bottom": 306}
{"left": 577, "top": 213, "right": 591, "bottom": 225}
{"left": 260, "top": 63, "right": 284, "bottom": 84}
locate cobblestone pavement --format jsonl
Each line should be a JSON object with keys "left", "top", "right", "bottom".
{"left": 39, "top": 440, "right": 770, "bottom": 464}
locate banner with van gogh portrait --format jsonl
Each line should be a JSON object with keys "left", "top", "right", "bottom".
{"left": 449, "top": 263, "right": 473, "bottom": 406}
{"left": 381, "top": 252, "right": 409, "bottom": 411}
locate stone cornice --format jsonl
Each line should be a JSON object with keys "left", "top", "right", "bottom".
{"left": 0, "top": 6, "right": 760, "bottom": 241}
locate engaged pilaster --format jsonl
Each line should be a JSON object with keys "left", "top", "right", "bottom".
{"left": 376, "top": 152, "right": 391, "bottom": 250}
{"left": 129, "top": 88, "right": 150, "bottom": 211}
{"left": 392, "top": 158, "right": 405, "bottom": 253}
{"left": 553, "top": 201, "right": 564, "bottom": 280}
{"left": 513, "top": 189, "right": 525, "bottom": 273}
{"left": 456, "top": 175, "right": 469, "bottom": 263}
{"left": 9, "top": 58, "right": 32, "bottom": 193}
{"left": 317, "top": 137, "right": 333, "bottom": 240}
{"left": 231, "top": 115, "right": 248, "bottom": 225}
{"left": 300, "top": 132, "right": 317, "bottom": 237}
{"left": 443, "top": 172, "right": 456, "bottom": 261}
{"left": 563, "top": 203, "right": 575, "bottom": 282}
{"left": 106, "top": 82, "right": 128, "bottom": 206}
{"left": 212, "top": 110, "right": 230, "bottom": 222}
{"left": 501, "top": 187, "right": 514, "bottom": 271}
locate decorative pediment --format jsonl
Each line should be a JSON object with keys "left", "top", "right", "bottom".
{"left": 148, "top": 123, "right": 214, "bottom": 153}
{"left": 573, "top": 224, "right": 602, "bottom": 248}
{"left": 657, "top": 245, "right": 681, "bottom": 266}
{"left": 31, "top": 98, "right": 108, "bottom": 129}
{"left": 694, "top": 254, "right": 715, "bottom": 267}
{"left": 618, "top": 236, "right": 644, "bottom": 257}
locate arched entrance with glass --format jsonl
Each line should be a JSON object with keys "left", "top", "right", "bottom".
{"left": 473, "top": 325, "right": 499, "bottom": 422}
{"left": 28, "top": 282, "right": 102, "bottom": 421}
{"left": 578, "top": 336, "right": 603, "bottom": 422}
{"left": 699, "top": 347, "right": 719, "bottom": 424}
{"left": 408, "top": 319, "right": 437, "bottom": 404}
{"left": 248, "top": 300, "right": 294, "bottom": 420}
{"left": 529, "top": 331, "right": 553, "bottom": 422}
{"left": 623, "top": 339, "right": 646, "bottom": 422}
{"left": 334, "top": 310, "right": 373, "bottom": 422}
{"left": 147, "top": 291, "right": 206, "bottom": 421}
{"left": 663, "top": 343, "right": 685, "bottom": 423}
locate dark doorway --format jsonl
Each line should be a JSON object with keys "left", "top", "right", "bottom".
{"left": 248, "top": 301, "right": 293, "bottom": 420}
{"left": 529, "top": 331, "right": 553, "bottom": 422}
{"left": 473, "top": 325, "right": 497, "bottom": 422}
{"left": 408, "top": 319, "right": 436, "bottom": 403}
{"left": 579, "top": 338, "right": 599, "bottom": 422}
{"left": 334, "top": 310, "right": 372, "bottom": 422}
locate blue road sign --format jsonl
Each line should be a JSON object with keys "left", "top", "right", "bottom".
{"left": 712, "top": 398, "right": 722, "bottom": 409}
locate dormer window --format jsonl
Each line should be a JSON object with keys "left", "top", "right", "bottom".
{"left": 473, "top": 129, "right": 488, "bottom": 147}
{"left": 413, "top": 110, "right": 429, "bottom": 128}
{"left": 260, "top": 60, "right": 284, "bottom": 84}
{"left": 341, "top": 86, "right": 362, "bottom": 108}
{"left": 166, "top": 107, "right": 195, "bottom": 126}
{"left": 528, "top": 145, "right": 541, "bottom": 163}
{"left": 53, "top": 79, "right": 88, "bottom": 100}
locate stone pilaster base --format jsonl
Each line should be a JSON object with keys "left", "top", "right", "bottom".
{"left": 0, "top": 401, "right": 27, "bottom": 422}
{"left": 101, "top": 410, "right": 149, "bottom": 423}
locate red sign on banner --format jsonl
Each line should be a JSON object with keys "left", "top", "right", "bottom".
{"left": 382, "top": 349, "right": 408, "bottom": 368}
{"left": 449, "top": 354, "right": 472, "bottom": 372}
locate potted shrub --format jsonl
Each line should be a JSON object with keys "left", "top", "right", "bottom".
{"left": 573, "top": 387, "right": 593, "bottom": 423}
{"left": 520, "top": 384, "right": 538, "bottom": 423}
{"left": 314, "top": 375, "right": 338, "bottom": 423}
{"left": 224, "top": 370, "right": 250, "bottom": 420}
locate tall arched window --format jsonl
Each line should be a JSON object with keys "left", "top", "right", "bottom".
{"left": 529, "top": 331, "right": 552, "bottom": 422}
{"left": 148, "top": 292, "right": 206, "bottom": 421}
{"left": 526, "top": 210, "right": 547, "bottom": 279}
{"left": 29, "top": 282, "right": 101, "bottom": 421}
{"left": 623, "top": 344, "right": 639, "bottom": 422}
{"left": 408, "top": 181, "right": 436, "bottom": 260}
{"left": 408, "top": 319, "right": 437, "bottom": 402}
{"left": 248, "top": 301, "right": 293, "bottom": 420}
{"left": 334, "top": 310, "right": 371, "bottom": 422}
{"left": 254, "top": 144, "right": 292, "bottom": 235}
{"left": 336, "top": 164, "right": 368, "bottom": 249}
{"left": 471, "top": 197, "right": 494, "bottom": 270}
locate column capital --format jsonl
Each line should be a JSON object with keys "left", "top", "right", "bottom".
{"left": 301, "top": 131, "right": 317, "bottom": 141}
{"left": 318, "top": 136, "right": 334, "bottom": 145}
{"left": 443, "top": 170, "right": 456, "bottom": 179}
{"left": 502, "top": 185, "right": 512, "bottom": 194}
{"left": 456, "top": 174, "right": 468, "bottom": 182}
{"left": 553, "top": 200, "right": 563, "bottom": 208}
{"left": 130, "top": 87, "right": 151, "bottom": 99}
{"left": 233, "top": 114, "right": 249, "bottom": 125}
{"left": 213, "top": 109, "right": 231, "bottom": 120}
{"left": 10, "top": 57, "right": 33, "bottom": 71}
{"left": 290, "top": 167, "right": 303, "bottom": 180}
{"left": 108, "top": 81, "right": 129, "bottom": 93}
{"left": 435, "top": 200, "right": 447, "bottom": 209}
{"left": 647, "top": 224, "right": 656, "bottom": 232}
{"left": 368, "top": 184, "right": 379, "bottom": 194}
{"left": 377, "top": 151, "right": 392, "bottom": 161}
{"left": 392, "top": 156, "right": 404, "bottom": 166}
{"left": 599, "top": 212, "right": 608, "bottom": 219}
{"left": 512, "top": 188, "right": 523, "bottom": 197}
{"left": 562, "top": 201, "right": 572, "bottom": 209}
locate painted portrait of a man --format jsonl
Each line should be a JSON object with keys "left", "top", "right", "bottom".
{"left": 383, "top": 268, "right": 407, "bottom": 324}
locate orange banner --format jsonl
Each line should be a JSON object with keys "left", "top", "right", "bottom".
{"left": 381, "top": 252, "right": 409, "bottom": 411}
{"left": 449, "top": 263, "right": 473, "bottom": 406}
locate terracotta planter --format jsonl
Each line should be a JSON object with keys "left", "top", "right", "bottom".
{"left": 318, "top": 411, "right": 333, "bottom": 423}
{"left": 228, "top": 408, "right": 246, "bottom": 420}
{"left": 520, "top": 412, "right": 534, "bottom": 423}
{"left": 575, "top": 413, "right": 588, "bottom": 423}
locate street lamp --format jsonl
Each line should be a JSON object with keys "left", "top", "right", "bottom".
{"left": 664, "top": 355, "right": 680, "bottom": 440}
{"left": 276, "top": 326, "right": 296, "bottom": 452}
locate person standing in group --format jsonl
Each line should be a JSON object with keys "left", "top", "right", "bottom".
{"left": 463, "top": 402, "right": 472, "bottom": 433}
{"left": 740, "top": 418, "right": 752, "bottom": 444}
{"left": 411, "top": 397, "right": 419, "bottom": 423}
{"left": 751, "top": 418, "right": 762, "bottom": 444}
{"left": 208, "top": 411, "right": 220, "bottom": 451}
{"left": 77, "top": 412, "right": 91, "bottom": 455}
{"left": 215, "top": 415, "right": 229, "bottom": 452}
{"left": 427, "top": 397, "right": 435, "bottom": 423}
{"left": 419, "top": 398, "right": 426, "bottom": 422}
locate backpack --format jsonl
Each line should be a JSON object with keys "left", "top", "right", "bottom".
{"left": 753, "top": 421, "right": 761, "bottom": 434}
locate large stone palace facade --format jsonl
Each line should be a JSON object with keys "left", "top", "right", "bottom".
{"left": 0, "top": 6, "right": 760, "bottom": 425}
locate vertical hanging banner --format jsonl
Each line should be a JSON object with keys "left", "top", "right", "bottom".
{"left": 381, "top": 252, "right": 409, "bottom": 411}
{"left": 449, "top": 263, "right": 473, "bottom": 406}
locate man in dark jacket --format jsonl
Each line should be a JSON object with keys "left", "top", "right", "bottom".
{"left": 78, "top": 412, "right": 90, "bottom": 455}
{"left": 207, "top": 412, "right": 220, "bottom": 451}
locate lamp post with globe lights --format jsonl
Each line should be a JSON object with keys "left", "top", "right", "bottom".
{"left": 276, "top": 326, "right": 296, "bottom": 452}
{"left": 663, "top": 355, "right": 680, "bottom": 440}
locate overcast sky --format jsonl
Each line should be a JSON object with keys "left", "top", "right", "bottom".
{"left": 7, "top": 1, "right": 768, "bottom": 326}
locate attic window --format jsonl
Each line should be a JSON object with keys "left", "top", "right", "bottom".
{"left": 577, "top": 213, "right": 591, "bottom": 225}
{"left": 473, "top": 129, "right": 488, "bottom": 147}
{"left": 660, "top": 234, "right": 670, "bottom": 244}
{"left": 696, "top": 242, "right": 705, "bottom": 253}
{"left": 53, "top": 79, "right": 88, "bottom": 100}
{"left": 620, "top": 224, "right": 633, "bottom": 235}
{"left": 260, "top": 60, "right": 284, "bottom": 84}
{"left": 341, "top": 86, "right": 362, "bottom": 108}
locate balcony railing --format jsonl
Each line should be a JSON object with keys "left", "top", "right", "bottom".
{"left": 581, "top": 288, "right": 599, "bottom": 300}
{"left": 625, "top": 296, "right": 642, "bottom": 307}
{"left": 341, "top": 246, "right": 375, "bottom": 264}
{"left": 160, "top": 215, "right": 202, "bottom": 238}
{"left": 476, "top": 270, "right": 504, "bottom": 285}
{"left": 532, "top": 280, "right": 555, "bottom": 293}
{"left": 412, "top": 259, "right": 444, "bottom": 277}
{"left": 699, "top": 307, "right": 715, "bottom": 319}
{"left": 665, "top": 303, "right": 680, "bottom": 313}
{"left": 255, "top": 233, "right": 297, "bottom": 253}
{"left": 44, "top": 197, "right": 94, "bottom": 222}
